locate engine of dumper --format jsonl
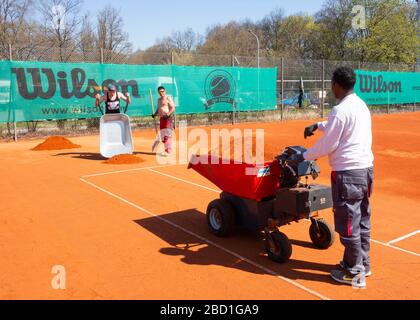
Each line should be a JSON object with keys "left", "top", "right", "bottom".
{"left": 270, "top": 146, "right": 332, "bottom": 218}
{"left": 275, "top": 146, "right": 321, "bottom": 188}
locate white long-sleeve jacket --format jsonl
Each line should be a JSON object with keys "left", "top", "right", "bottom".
{"left": 303, "top": 93, "right": 374, "bottom": 171}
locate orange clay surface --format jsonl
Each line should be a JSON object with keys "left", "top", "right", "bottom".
{"left": 0, "top": 112, "right": 419, "bottom": 300}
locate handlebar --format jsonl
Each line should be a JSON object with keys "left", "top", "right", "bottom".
{"left": 95, "top": 93, "right": 130, "bottom": 115}
{"left": 123, "top": 99, "right": 129, "bottom": 114}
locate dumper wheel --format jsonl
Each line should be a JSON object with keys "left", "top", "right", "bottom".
{"left": 206, "top": 199, "right": 236, "bottom": 237}
{"left": 265, "top": 231, "right": 292, "bottom": 263}
{"left": 309, "top": 218, "right": 335, "bottom": 249}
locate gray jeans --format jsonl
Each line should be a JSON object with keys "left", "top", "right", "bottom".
{"left": 331, "top": 167, "right": 373, "bottom": 275}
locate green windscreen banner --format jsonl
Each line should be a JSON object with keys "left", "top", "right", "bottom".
{"left": 355, "top": 69, "right": 420, "bottom": 105}
{"left": 0, "top": 60, "right": 277, "bottom": 122}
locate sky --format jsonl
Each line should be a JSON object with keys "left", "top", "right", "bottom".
{"left": 82, "top": 0, "right": 326, "bottom": 51}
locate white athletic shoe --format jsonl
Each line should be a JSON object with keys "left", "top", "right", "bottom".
{"left": 158, "top": 151, "right": 170, "bottom": 157}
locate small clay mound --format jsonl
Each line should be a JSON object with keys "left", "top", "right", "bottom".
{"left": 104, "top": 154, "right": 145, "bottom": 165}
{"left": 32, "top": 136, "right": 81, "bottom": 151}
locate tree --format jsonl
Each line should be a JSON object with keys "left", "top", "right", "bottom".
{"left": 275, "top": 14, "right": 314, "bottom": 58}
{"left": 307, "top": 0, "right": 418, "bottom": 64}
{"left": 148, "top": 28, "right": 202, "bottom": 53}
{"left": 259, "top": 8, "right": 285, "bottom": 53}
{"left": 198, "top": 21, "right": 259, "bottom": 57}
{"left": 348, "top": 0, "right": 418, "bottom": 64}
{"left": 0, "top": 0, "right": 33, "bottom": 57}
{"left": 168, "top": 28, "right": 202, "bottom": 52}
{"left": 307, "top": 0, "right": 356, "bottom": 60}
{"left": 96, "top": 5, "right": 132, "bottom": 62}
{"left": 142, "top": 27, "right": 203, "bottom": 64}
{"left": 79, "top": 14, "right": 97, "bottom": 61}
{"left": 37, "top": 0, "right": 83, "bottom": 62}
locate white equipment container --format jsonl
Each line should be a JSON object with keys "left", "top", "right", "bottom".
{"left": 99, "top": 113, "right": 133, "bottom": 158}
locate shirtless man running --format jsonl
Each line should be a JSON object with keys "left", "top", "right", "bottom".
{"left": 152, "top": 86, "right": 176, "bottom": 155}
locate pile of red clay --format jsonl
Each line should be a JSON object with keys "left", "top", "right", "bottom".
{"left": 104, "top": 154, "right": 145, "bottom": 165}
{"left": 31, "top": 136, "right": 81, "bottom": 151}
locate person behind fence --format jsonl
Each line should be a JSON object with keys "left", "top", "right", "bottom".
{"left": 95, "top": 84, "right": 131, "bottom": 114}
{"left": 152, "top": 86, "right": 175, "bottom": 155}
{"left": 295, "top": 66, "right": 374, "bottom": 288}
{"left": 298, "top": 77, "right": 305, "bottom": 108}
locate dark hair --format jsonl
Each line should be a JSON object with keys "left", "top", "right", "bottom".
{"left": 332, "top": 67, "right": 356, "bottom": 90}
{"left": 157, "top": 86, "right": 165, "bottom": 92}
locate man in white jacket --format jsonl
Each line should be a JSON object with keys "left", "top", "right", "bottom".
{"left": 302, "top": 67, "right": 374, "bottom": 288}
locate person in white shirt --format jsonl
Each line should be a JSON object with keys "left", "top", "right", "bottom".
{"left": 302, "top": 67, "right": 374, "bottom": 288}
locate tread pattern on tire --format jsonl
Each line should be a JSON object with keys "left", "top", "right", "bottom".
{"left": 309, "top": 218, "right": 335, "bottom": 249}
{"left": 266, "top": 231, "right": 292, "bottom": 263}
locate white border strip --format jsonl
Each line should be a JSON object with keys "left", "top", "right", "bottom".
{"left": 387, "top": 230, "right": 420, "bottom": 245}
{"left": 81, "top": 164, "right": 183, "bottom": 179}
{"left": 371, "top": 239, "right": 420, "bottom": 257}
{"left": 148, "top": 169, "right": 220, "bottom": 193}
{"left": 80, "top": 177, "right": 331, "bottom": 301}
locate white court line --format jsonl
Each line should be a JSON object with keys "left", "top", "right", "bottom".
{"left": 371, "top": 240, "right": 420, "bottom": 257}
{"left": 81, "top": 164, "right": 183, "bottom": 179}
{"left": 80, "top": 177, "right": 331, "bottom": 301}
{"left": 148, "top": 168, "right": 221, "bottom": 193}
{"left": 387, "top": 230, "right": 420, "bottom": 245}
{"left": 147, "top": 167, "right": 420, "bottom": 258}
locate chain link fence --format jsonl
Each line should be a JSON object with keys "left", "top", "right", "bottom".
{"left": 0, "top": 43, "right": 418, "bottom": 139}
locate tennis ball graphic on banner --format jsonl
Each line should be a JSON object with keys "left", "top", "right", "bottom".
{"left": 205, "top": 70, "right": 236, "bottom": 110}
{"left": 211, "top": 76, "right": 231, "bottom": 97}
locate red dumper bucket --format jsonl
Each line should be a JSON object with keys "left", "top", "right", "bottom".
{"left": 188, "top": 155, "right": 280, "bottom": 201}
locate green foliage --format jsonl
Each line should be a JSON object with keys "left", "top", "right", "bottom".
{"left": 307, "top": 0, "right": 418, "bottom": 63}
{"left": 348, "top": 0, "right": 418, "bottom": 64}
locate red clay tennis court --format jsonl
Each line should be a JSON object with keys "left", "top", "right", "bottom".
{"left": 0, "top": 112, "right": 419, "bottom": 300}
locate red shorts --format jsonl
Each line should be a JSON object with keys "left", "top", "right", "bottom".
{"left": 160, "top": 117, "right": 171, "bottom": 130}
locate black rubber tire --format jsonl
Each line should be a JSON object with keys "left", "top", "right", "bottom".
{"left": 206, "top": 199, "right": 236, "bottom": 237}
{"left": 309, "top": 218, "right": 335, "bottom": 249}
{"left": 265, "top": 231, "right": 292, "bottom": 263}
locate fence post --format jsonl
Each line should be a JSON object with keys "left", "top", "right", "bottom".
{"left": 321, "top": 59, "right": 325, "bottom": 119}
{"left": 232, "top": 55, "right": 236, "bottom": 124}
{"left": 413, "top": 63, "right": 417, "bottom": 112}
{"left": 414, "top": 62, "right": 417, "bottom": 112}
{"left": 9, "top": 44, "right": 17, "bottom": 142}
{"left": 100, "top": 48, "right": 104, "bottom": 64}
{"left": 281, "top": 57, "right": 284, "bottom": 121}
{"left": 387, "top": 62, "right": 391, "bottom": 114}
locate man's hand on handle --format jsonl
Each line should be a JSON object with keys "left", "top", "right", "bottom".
{"left": 95, "top": 93, "right": 101, "bottom": 107}
{"left": 125, "top": 92, "right": 131, "bottom": 102}
{"left": 304, "top": 123, "right": 318, "bottom": 139}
